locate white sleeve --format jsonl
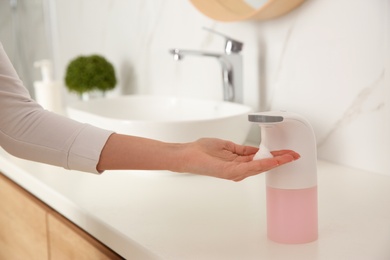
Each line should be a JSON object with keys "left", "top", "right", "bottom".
{"left": 0, "top": 42, "right": 114, "bottom": 174}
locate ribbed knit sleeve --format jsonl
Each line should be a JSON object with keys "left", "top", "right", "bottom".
{"left": 0, "top": 42, "right": 113, "bottom": 173}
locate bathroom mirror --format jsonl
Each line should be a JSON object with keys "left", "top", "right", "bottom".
{"left": 189, "top": 0, "right": 305, "bottom": 22}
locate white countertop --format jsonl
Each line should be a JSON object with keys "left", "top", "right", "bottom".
{"left": 0, "top": 148, "right": 389, "bottom": 260}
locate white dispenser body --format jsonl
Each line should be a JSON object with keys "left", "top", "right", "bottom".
{"left": 257, "top": 112, "right": 317, "bottom": 189}
{"left": 249, "top": 111, "right": 318, "bottom": 244}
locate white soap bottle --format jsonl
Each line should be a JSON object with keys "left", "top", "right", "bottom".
{"left": 34, "top": 60, "right": 63, "bottom": 113}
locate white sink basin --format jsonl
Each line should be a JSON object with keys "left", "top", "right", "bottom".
{"left": 67, "top": 95, "right": 252, "bottom": 143}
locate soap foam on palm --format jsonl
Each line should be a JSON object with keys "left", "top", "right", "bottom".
{"left": 253, "top": 143, "right": 273, "bottom": 160}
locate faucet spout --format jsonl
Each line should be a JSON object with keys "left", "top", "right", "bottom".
{"left": 169, "top": 48, "right": 242, "bottom": 103}
{"left": 169, "top": 49, "right": 220, "bottom": 60}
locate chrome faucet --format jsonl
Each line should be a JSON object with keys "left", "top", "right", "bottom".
{"left": 169, "top": 28, "right": 244, "bottom": 103}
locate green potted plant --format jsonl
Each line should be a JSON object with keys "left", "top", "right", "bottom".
{"left": 65, "top": 54, "right": 117, "bottom": 100}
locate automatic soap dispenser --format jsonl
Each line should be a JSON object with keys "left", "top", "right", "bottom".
{"left": 248, "top": 111, "right": 318, "bottom": 244}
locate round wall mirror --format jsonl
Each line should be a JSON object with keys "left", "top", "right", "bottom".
{"left": 189, "top": 0, "right": 305, "bottom": 21}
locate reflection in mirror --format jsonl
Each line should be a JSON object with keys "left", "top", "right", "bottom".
{"left": 244, "top": 0, "right": 268, "bottom": 9}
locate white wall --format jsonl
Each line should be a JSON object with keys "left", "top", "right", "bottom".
{"left": 52, "top": 0, "right": 389, "bottom": 175}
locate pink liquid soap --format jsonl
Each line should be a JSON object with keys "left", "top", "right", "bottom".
{"left": 267, "top": 186, "right": 318, "bottom": 244}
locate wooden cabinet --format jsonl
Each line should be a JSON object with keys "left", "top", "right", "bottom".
{"left": 0, "top": 173, "right": 49, "bottom": 259}
{"left": 47, "top": 211, "right": 122, "bottom": 260}
{"left": 0, "top": 173, "right": 123, "bottom": 260}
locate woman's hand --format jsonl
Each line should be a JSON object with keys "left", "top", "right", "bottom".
{"left": 98, "top": 134, "right": 300, "bottom": 182}
{"left": 178, "top": 138, "right": 300, "bottom": 181}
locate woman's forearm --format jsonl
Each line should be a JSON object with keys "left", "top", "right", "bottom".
{"left": 96, "top": 133, "right": 185, "bottom": 172}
